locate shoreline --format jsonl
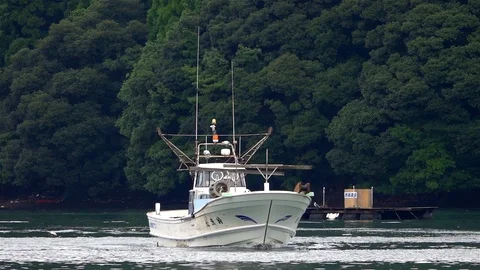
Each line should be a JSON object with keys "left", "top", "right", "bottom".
{"left": 0, "top": 198, "right": 187, "bottom": 211}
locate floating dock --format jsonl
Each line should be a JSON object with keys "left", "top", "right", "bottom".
{"left": 303, "top": 206, "right": 437, "bottom": 221}
{"left": 302, "top": 187, "right": 438, "bottom": 221}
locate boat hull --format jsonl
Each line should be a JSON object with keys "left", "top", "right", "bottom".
{"left": 147, "top": 191, "right": 311, "bottom": 247}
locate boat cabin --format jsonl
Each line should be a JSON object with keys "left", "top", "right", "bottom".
{"left": 188, "top": 141, "right": 249, "bottom": 214}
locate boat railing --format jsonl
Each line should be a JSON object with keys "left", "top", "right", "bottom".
{"left": 157, "top": 127, "right": 273, "bottom": 170}
{"left": 196, "top": 141, "right": 238, "bottom": 163}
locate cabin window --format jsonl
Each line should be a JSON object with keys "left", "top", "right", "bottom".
{"left": 226, "top": 172, "right": 246, "bottom": 187}
{"left": 195, "top": 170, "right": 246, "bottom": 187}
{"left": 188, "top": 190, "right": 195, "bottom": 214}
{"left": 196, "top": 171, "right": 212, "bottom": 187}
{"left": 199, "top": 194, "right": 209, "bottom": 199}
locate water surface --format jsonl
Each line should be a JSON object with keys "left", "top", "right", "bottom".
{"left": 0, "top": 209, "right": 479, "bottom": 269}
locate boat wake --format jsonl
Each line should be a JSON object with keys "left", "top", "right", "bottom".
{"left": 0, "top": 227, "right": 149, "bottom": 238}
{"left": 253, "top": 243, "right": 273, "bottom": 250}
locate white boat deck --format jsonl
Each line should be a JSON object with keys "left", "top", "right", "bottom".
{"left": 148, "top": 209, "right": 189, "bottom": 219}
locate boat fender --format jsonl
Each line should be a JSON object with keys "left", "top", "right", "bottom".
{"left": 209, "top": 180, "right": 230, "bottom": 198}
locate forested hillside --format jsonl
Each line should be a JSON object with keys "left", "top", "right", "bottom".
{"left": 1, "top": 0, "right": 479, "bottom": 205}
{"left": 0, "top": 0, "right": 148, "bottom": 200}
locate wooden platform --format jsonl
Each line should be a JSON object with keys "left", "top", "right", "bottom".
{"left": 303, "top": 206, "right": 437, "bottom": 221}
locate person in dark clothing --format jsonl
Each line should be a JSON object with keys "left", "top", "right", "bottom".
{"left": 294, "top": 181, "right": 311, "bottom": 194}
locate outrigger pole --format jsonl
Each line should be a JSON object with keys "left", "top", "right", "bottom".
{"left": 156, "top": 128, "right": 196, "bottom": 171}
{"left": 239, "top": 127, "right": 272, "bottom": 164}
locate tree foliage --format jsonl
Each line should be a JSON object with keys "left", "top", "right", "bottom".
{"left": 2, "top": 0, "right": 480, "bottom": 202}
{"left": 0, "top": 0, "right": 91, "bottom": 67}
{"left": 118, "top": 0, "right": 361, "bottom": 195}
{"left": 326, "top": 0, "right": 480, "bottom": 193}
{"left": 0, "top": 0, "right": 147, "bottom": 200}
{"left": 120, "top": 0, "right": 480, "bottom": 196}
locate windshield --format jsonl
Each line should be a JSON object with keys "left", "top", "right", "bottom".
{"left": 195, "top": 171, "right": 246, "bottom": 187}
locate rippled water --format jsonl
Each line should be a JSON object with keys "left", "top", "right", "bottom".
{"left": 0, "top": 209, "right": 479, "bottom": 269}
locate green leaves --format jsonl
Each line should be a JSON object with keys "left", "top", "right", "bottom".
{"left": 147, "top": 0, "right": 196, "bottom": 41}
{"left": 0, "top": 0, "right": 84, "bottom": 66}
{"left": 0, "top": 0, "right": 147, "bottom": 200}
{"left": 3, "top": 0, "right": 480, "bottom": 200}
{"left": 324, "top": 0, "right": 480, "bottom": 194}
{"left": 391, "top": 142, "right": 456, "bottom": 193}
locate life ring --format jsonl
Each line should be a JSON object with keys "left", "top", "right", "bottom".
{"left": 209, "top": 180, "right": 230, "bottom": 198}
{"left": 211, "top": 171, "right": 224, "bottom": 181}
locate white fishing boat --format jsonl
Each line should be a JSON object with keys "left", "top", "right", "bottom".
{"left": 146, "top": 124, "right": 312, "bottom": 247}
{"left": 146, "top": 28, "right": 312, "bottom": 247}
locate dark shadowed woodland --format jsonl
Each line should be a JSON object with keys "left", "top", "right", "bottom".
{"left": 1, "top": 0, "right": 480, "bottom": 208}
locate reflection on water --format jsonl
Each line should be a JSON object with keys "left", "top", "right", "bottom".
{"left": 0, "top": 209, "right": 479, "bottom": 269}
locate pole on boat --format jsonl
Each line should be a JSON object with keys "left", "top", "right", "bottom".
{"left": 264, "top": 149, "right": 270, "bottom": 191}
{"left": 155, "top": 203, "right": 161, "bottom": 215}
{"left": 231, "top": 60, "right": 236, "bottom": 148}
{"left": 195, "top": 26, "right": 200, "bottom": 154}
{"left": 239, "top": 136, "right": 242, "bottom": 158}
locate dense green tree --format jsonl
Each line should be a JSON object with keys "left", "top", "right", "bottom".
{"left": 118, "top": 0, "right": 361, "bottom": 195}
{"left": 326, "top": 0, "right": 480, "bottom": 193}
{"left": 118, "top": 20, "right": 198, "bottom": 194}
{"left": 147, "top": 0, "right": 196, "bottom": 41}
{"left": 0, "top": 0, "right": 147, "bottom": 200}
{"left": 0, "top": 0, "right": 91, "bottom": 67}
{"left": 3, "top": 0, "right": 480, "bottom": 202}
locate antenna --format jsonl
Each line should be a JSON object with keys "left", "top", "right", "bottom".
{"left": 195, "top": 27, "right": 200, "bottom": 151}
{"left": 231, "top": 60, "right": 236, "bottom": 147}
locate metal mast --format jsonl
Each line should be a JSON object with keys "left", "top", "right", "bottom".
{"left": 195, "top": 27, "right": 200, "bottom": 154}
{"left": 231, "top": 60, "right": 236, "bottom": 148}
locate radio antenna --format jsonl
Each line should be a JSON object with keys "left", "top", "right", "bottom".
{"left": 231, "top": 60, "right": 236, "bottom": 147}
{"left": 195, "top": 26, "right": 200, "bottom": 151}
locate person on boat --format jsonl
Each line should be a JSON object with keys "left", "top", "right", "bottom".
{"left": 294, "top": 181, "right": 311, "bottom": 195}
